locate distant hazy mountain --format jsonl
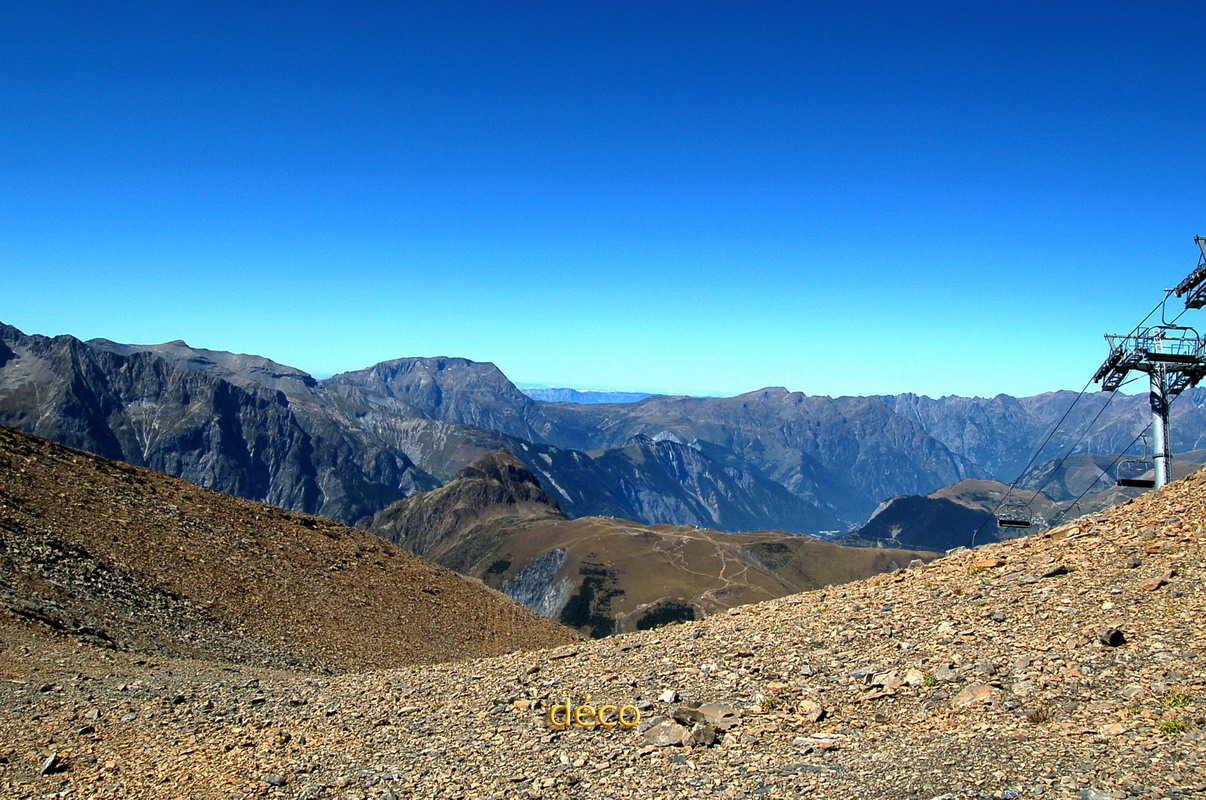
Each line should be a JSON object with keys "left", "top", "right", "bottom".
{"left": 879, "top": 391, "right": 1206, "bottom": 483}
{"left": 520, "top": 387, "right": 653, "bottom": 404}
{"left": 529, "top": 388, "right": 976, "bottom": 526}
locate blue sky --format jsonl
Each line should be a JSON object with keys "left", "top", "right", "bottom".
{"left": 3, "top": 1, "right": 1204, "bottom": 397}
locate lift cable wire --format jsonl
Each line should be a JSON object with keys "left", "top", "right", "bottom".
{"left": 973, "top": 239, "right": 1206, "bottom": 545}
{"left": 1018, "top": 374, "right": 1140, "bottom": 511}
{"left": 1048, "top": 419, "right": 1159, "bottom": 527}
{"left": 1047, "top": 365, "right": 1192, "bottom": 529}
{"left": 971, "top": 374, "right": 1138, "bottom": 546}
{"left": 970, "top": 373, "right": 1097, "bottom": 546}
{"left": 971, "top": 290, "right": 1181, "bottom": 548}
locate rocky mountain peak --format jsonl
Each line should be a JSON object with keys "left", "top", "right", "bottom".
{"left": 367, "top": 449, "right": 562, "bottom": 558}
{"left": 455, "top": 450, "right": 553, "bottom": 499}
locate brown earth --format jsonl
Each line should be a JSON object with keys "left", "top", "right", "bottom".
{"left": 0, "top": 426, "right": 577, "bottom": 672}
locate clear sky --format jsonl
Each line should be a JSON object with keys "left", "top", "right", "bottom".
{"left": 3, "top": 1, "right": 1204, "bottom": 397}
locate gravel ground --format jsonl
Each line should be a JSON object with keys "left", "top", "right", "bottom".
{"left": 4, "top": 464, "right": 1206, "bottom": 799}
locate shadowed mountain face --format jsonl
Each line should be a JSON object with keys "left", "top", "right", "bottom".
{"left": 0, "top": 324, "right": 837, "bottom": 531}
{"left": 0, "top": 324, "right": 441, "bottom": 524}
{"left": 532, "top": 389, "right": 977, "bottom": 526}
{"left": 6, "top": 321, "right": 1206, "bottom": 536}
{"left": 880, "top": 391, "right": 1206, "bottom": 482}
{"left": 842, "top": 494, "right": 1004, "bottom": 551}
{"left": 512, "top": 434, "right": 841, "bottom": 532}
{"left": 362, "top": 450, "right": 562, "bottom": 557}
{"left": 323, "top": 357, "right": 550, "bottom": 442}
{"left": 843, "top": 451, "right": 1206, "bottom": 552}
{"left": 366, "top": 452, "right": 930, "bottom": 636}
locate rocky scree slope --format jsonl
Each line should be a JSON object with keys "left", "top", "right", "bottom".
{"left": 2, "top": 452, "right": 1205, "bottom": 798}
{"left": 0, "top": 426, "right": 577, "bottom": 671}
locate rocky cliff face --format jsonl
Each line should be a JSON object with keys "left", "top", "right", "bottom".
{"left": 0, "top": 323, "right": 837, "bottom": 532}
{"left": 322, "top": 356, "right": 552, "bottom": 442}
{"left": 505, "top": 434, "right": 842, "bottom": 532}
{"left": 882, "top": 390, "right": 1206, "bottom": 482}
{"left": 0, "top": 324, "right": 440, "bottom": 524}
{"left": 534, "top": 388, "right": 975, "bottom": 525}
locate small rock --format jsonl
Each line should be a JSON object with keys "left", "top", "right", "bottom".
{"left": 1120, "top": 684, "right": 1145, "bottom": 700}
{"left": 951, "top": 683, "right": 1001, "bottom": 708}
{"left": 39, "top": 753, "right": 61, "bottom": 776}
{"left": 671, "top": 706, "right": 707, "bottom": 726}
{"left": 683, "top": 722, "right": 717, "bottom": 747}
{"left": 658, "top": 689, "right": 679, "bottom": 703}
{"left": 848, "top": 667, "right": 876, "bottom": 683}
{"left": 1098, "top": 627, "right": 1126, "bottom": 647}
{"left": 872, "top": 671, "right": 902, "bottom": 691}
{"left": 635, "top": 714, "right": 664, "bottom": 734}
{"left": 263, "top": 772, "right": 286, "bottom": 787}
{"left": 697, "top": 702, "right": 736, "bottom": 722}
{"left": 1041, "top": 565, "right": 1069, "bottom": 578}
{"left": 1138, "top": 577, "right": 1167, "bottom": 592}
{"left": 642, "top": 719, "right": 689, "bottom": 747}
{"left": 795, "top": 699, "right": 825, "bottom": 722}
{"left": 932, "top": 663, "right": 959, "bottom": 682}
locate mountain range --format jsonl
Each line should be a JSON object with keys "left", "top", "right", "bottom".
{"left": 5, "top": 321, "right": 1205, "bottom": 545}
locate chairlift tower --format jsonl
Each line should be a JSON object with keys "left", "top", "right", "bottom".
{"left": 1092, "top": 237, "right": 1206, "bottom": 489}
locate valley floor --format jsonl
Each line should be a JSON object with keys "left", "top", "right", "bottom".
{"left": 4, "top": 476, "right": 1206, "bottom": 799}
